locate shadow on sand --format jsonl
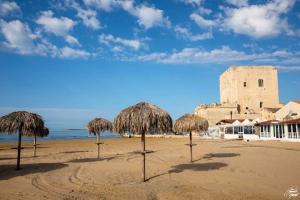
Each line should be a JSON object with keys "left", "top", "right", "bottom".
{"left": 223, "top": 144, "right": 300, "bottom": 152}
{"left": 0, "top": 162, "right": 68, "bottom": 181}
{"left": 59, "top": 150, "right": 90, "bottom": 154}
{"left": 68, "top": 155, "right": 121, "bottom": 163}
{"left": 203, "top": 153, "right": 240, "bottom": 159}
{"left": 169, "top": 162, "right": 228, "bottom": 173}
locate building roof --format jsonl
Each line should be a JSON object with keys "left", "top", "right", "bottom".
{"left": 256, "top": 120, "right": 282, "bottom": 126}
{"left": 216, "top": 119, "right": 250, "bottom": 125}
{"left": 263, "top": 107, "right": 281, "bottom": 113}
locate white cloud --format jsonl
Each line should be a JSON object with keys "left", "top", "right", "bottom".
{"left": 66, "top": 0, "right": 100, "bottom": 29}
{"left": 190, "top": 13, "right": 215, "bottom": 28}
{"left": 135, "top": 46, "right": 300, "bottom": 66}
{"left": 0, "top": 19, "right": 91, "bottom": 59}
{"left": 0, "top": 20, "right": 36, "bottom": 54}
{"left": 77, "top": 8, "right": 100, "bottom": 29}
{"left": 179, "top": 0, "right": 202, "bottom": 6}
{"left": 134, "top": 5, "right": 170, "bottom": 29}
{"left": 36, "top": 11, "right": 76, "bottom": 36}
{"left": 224, "top": 0, "right": 296, "bottom": 38}
{"left": 65, "top": 35, "right": 80, "bottom": 46}
{"left": 36, "top": 10, "right": 79, "bottom": 45}
{"left": 225, "top": 0, "right": 248, "bottom": 7}
{"left": 83, "top": 0, "right": 117, "bottom": 12}
{"left": 83, "top": 0, "right": 170, "bottom": 29}
{"left": 197, "top": 6, "right": 212, "bottom": 15}
{"left": 59, "top": 47, "right": 91, "bottom": 58}
{"left": 99, "top": 34, "right": 141, "bottom": 50}
{"left": 0, "top": 1, "right": 20, "bottom": 16}
{"left": 174, "top": 25, "right": 212, "bottom": 41}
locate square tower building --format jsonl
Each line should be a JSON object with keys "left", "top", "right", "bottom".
{"left": 220, "top": 66, "right": 280, "bottom": 114}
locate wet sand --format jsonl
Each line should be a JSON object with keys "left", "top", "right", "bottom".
{"left": 0, "top": 138, "right": 299, "bottom": 200}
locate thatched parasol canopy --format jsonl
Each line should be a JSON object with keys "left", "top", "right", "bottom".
{"left": 0, "top": 111, "right": 46, "bottom": 169}
{"left": 174, "top": 114, "right": 208, "bottom": 133}
{"left": 87, "top": 118, "right": 113, "bottom": 135}
{"left": 114, "top": 102, "right": 173, "bottom": 135}
{"left": 0, "top": 111, "right": 45, "bottom": 135}
{"left": 114, "top": 102, "right": 173, "bottom": 182}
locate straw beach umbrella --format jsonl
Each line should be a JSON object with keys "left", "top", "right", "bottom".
{"left": 114, "top": 102, "right": 173, "bottom": 182}
{"left": 174, "top": 114, "right": 208, "bottom": 162}
{"left": 24, "top": 127, "right": 49, "bottom": 157}
{"left": 0, "top": 111, "right": 45, "bottom": 170}
{"left": 87, "top": 118, "right": 113, "bottom": 159}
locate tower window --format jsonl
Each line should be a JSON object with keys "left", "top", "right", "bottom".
{"left": 258, "top": 79, "right": 264, "bottom": 87}
{"left": 260, "top": 102, "right": 263, "bottom": 108}
{"left": 243, "top": 82, "right": 247, "bottom": 87}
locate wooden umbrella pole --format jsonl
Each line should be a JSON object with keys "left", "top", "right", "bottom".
{"left": 17, "top": 129, "right": 22, "bottom": 170}
{"left": 142, "top": 133, "right": 146, "bottom": 182}
{"left": 33, "top": 134, "right": 37, "bottom": 157}
{"left": 96, "top": 133, "right": 100, "bottom": 159}
{"left": 190, "top": 132, "right": 193, "bottom": 163}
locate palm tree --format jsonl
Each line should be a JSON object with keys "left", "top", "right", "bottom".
{"left": 87, "top": 118, "right": 113, "bottom": 159}
{"left": 174, "top": 114, "right": 208, "bottom": 162}
{"left": 0, "top": 111, "right": 45, "bottom": 170}
{"left": 114, "top": 102, "right": 173, "bottom": 182}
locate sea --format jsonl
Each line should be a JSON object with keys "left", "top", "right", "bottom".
{"left": 0, "top": 129, "right": 120, "bottom": 143}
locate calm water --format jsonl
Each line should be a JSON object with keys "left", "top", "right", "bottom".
{"left": 0, "top": 130, "right": 120, "bottom": 143}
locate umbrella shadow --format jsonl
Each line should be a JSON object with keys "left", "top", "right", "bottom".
{"left": 10, "top": 146, "right": 49, "bottom": 150}
{"left": 145, "top": 172, "right": 170, "bottom": 182}
{"left": 169, "top": 162, "right": 228, "bottom": 173}
{"left": 60, "top": 150, "right": 90, "bottom": 154}
{"left": 68, "top": 155, "right": 121, "bottom": 163}
{"left": 0, "top": 155, "right": 42, "bottom": 161}
{"left": 191, "top": 152, "right": 240, "bottom": 163}
{"left": 203, "top": 153, "right": 240, "bottom": 159}
{"left": 0, "top": 162, "right": 68, "bottom": 180}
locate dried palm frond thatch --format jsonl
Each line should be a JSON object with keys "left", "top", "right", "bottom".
{"left": 23, "top": 127, "right": 49, "bottom": 157}
{"left": 174, "top": 114, "right": 208, "bottom": 162}
{"left": 114, "top": 102, "right": 173, "bottom": 182}
{"left": 0, "top": 111, "right": 46, "bottom": 170}
{"left": 114, "top": 102, "right": 173, "bottom": 135}
{"left": 87, "top": 118, "right": 113, "bottom": 159}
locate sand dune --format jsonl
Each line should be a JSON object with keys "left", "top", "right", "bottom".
{"left": 0, "top": 138, "right": 300, "bottom": 200}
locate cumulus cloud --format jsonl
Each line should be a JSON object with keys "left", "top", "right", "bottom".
{"left": 179, "top": 0, "right": 202, "bottom": 6}
{"left": 83, "top": 0, "right": 170, "bottom": 29}
{"left": 99, "top": 34, "right": 141, "bottom": 50}
{"left": 36, "top": 10, "right": 80, "bottom": 45}
{"left": 0, "top": 20, "right": 37, "bottom": 54}
{"left": 66, "top": 0, "right": 100, "bottom": 29}
{"left": 225, "top": 0, "right": 248, "bottom": 7}
{"left": 224, "top": 0, "right": 296, "bottom": 38}
{"left": 190, "top": 13, "right": 215, "bottom": 28}
{"left": 174, "top": 25, "right": 212, "bottom": 41}
{"left": 83, "top": 0, "right": 117, "bottom": 11}
{"left": 59, "top": 46, "right": 91, "bottom": 58}
{"left": 135, "top": 46, "right": 300, "bottom": 66}
{"left": 0, "top": 1, "right": 20, "bottom": 16}
{"left": 0, "top": 19, "right": 91, "bottom": 59}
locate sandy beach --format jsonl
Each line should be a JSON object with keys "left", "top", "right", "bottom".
{"left": 0, "top": 138, "right": 299, "bottom": 200}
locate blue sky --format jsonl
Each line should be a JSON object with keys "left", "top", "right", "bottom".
{"left": 0, "top": 0, "right": 299, "bottom": 129}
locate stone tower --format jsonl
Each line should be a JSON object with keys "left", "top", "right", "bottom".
{"left": 220, "top": 66, "right": 280, "bottom": 114}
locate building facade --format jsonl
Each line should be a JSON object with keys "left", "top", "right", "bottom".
{"left": 195, "top": 66, "right": 283, "bottom": 126}
{"left": 220, "top": 66, "right": 281, "bottom": 114}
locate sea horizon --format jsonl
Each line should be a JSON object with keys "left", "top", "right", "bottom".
{"left": 0, "top": 129, "right": 120, "bottom": 143}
